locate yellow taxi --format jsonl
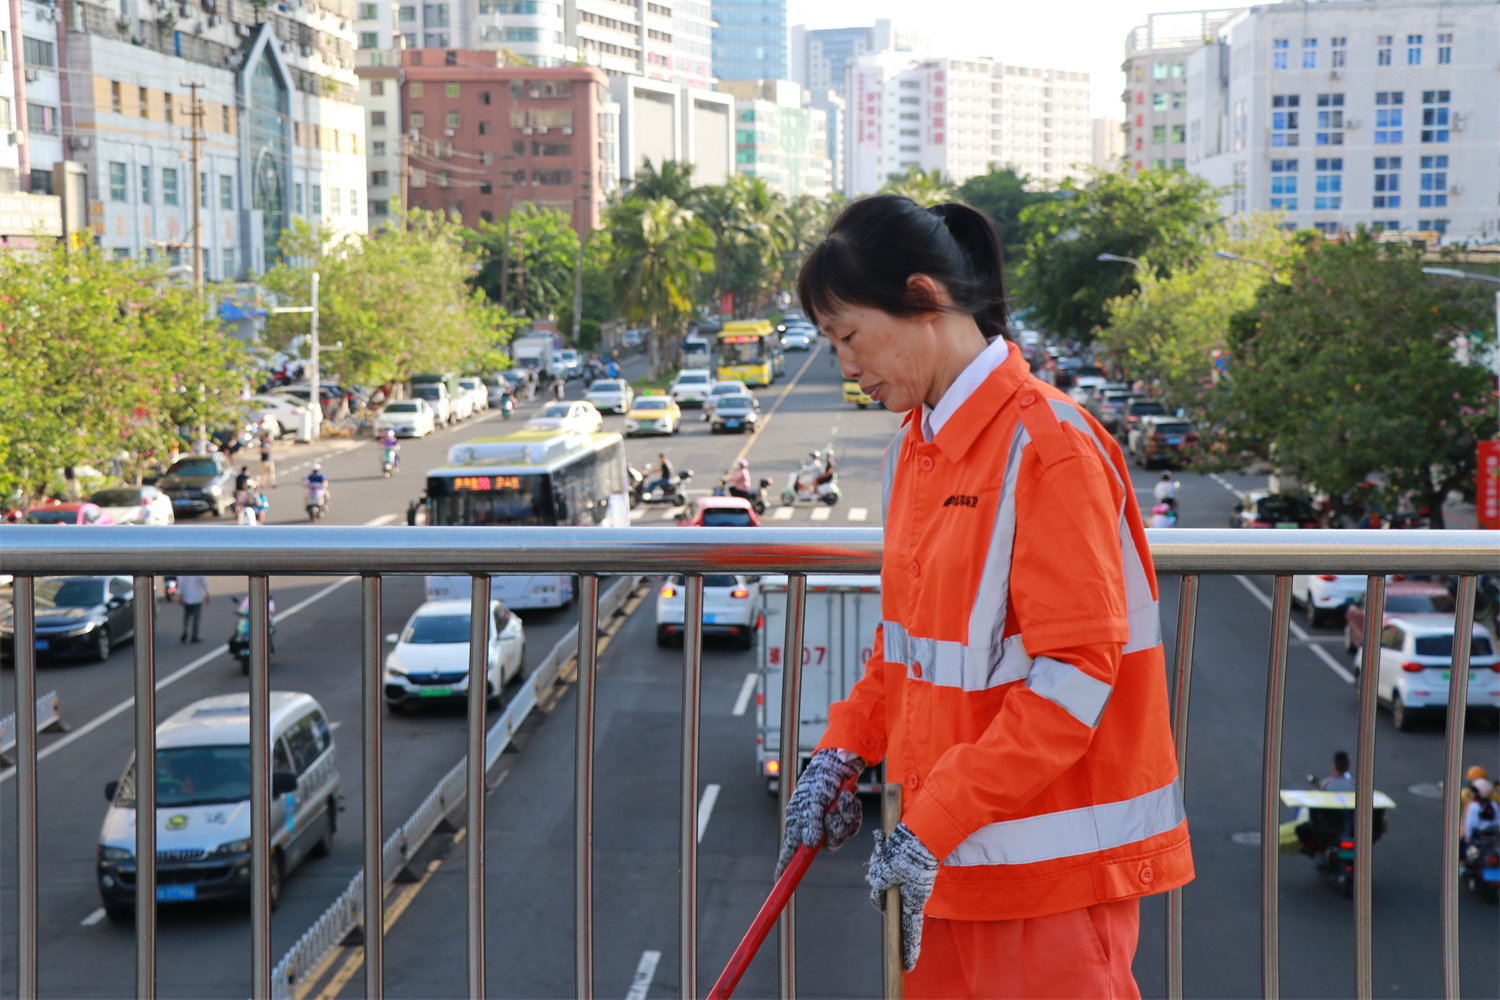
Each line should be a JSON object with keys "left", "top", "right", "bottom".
{"left": 623, "top": 393, "right": 682, "bottom": 436}
{"left": 842, "top": 379, "right": 875, "bottom": 409}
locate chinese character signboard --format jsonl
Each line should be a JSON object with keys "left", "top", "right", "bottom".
{"left": 1480, "top": 440, "right": 1500, "bottom": 529}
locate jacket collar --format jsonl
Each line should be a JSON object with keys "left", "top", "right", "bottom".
{"left": 930, "top": 345, "right": 1031, "bottom": 462}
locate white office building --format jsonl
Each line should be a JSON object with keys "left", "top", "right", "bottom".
{"left": 1122, "top": 9, "right": 1244, "bottom": 174}
{"left": 1184, "top": 0, "right": 1500, "bottom": 242}
{"left": 610, "top": 75, "right": 733, "bottom": 188}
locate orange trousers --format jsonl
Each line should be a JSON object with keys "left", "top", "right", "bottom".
{"left": 904, "top": 898, "right": 1141, "bottom": 1000}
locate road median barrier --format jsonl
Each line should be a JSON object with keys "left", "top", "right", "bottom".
{"left": 0, "top": 691, "right": 63, "bottom": 766}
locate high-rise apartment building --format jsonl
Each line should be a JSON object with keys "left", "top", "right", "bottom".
{"left": 1183, "top": 0, "right": 1500, "bottom": 242}
{"left": 719, "top": 80, "right": 830, "bottom": 198}
{"left": 788, "top": 19, "right": 930, "bottom": 92}
{"left": 357, "top": 61, "right": 403, "bottom": 227}
{"left": 1122, "top": 9, "right": 1243, "bottom": 174}
{"left": 712, "top": 0, "right": 787, "bottom": 82}
{"left": 610, "top": 74, "right": 733, "bottom": 189}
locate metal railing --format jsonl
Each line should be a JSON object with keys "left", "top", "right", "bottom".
{"left": 2, "top": 525, "right": 1496, "bottom": 1000}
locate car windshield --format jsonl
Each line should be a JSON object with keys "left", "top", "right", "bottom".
{"left": 22, "top": 510, "right": 81, "bottom": 524}
{"left": 718, "top": 398, "right": 753, "bottom": 412}
{"left": 169, "top": 458, "right": 219, "bottom": 477}
{"left": 1385, "top": 593, "right": 1455, "bottom": 614}
{"left": 1151, "top": 422, "right": 1193, "bottom": 436}
{"left": 403, "top": 614, "right": 472, "bottom": 644}
{"left": 412, "top": 386, "right": 441, "bottom": 400}
{"left": 1129, "top": 401, "right": 1168, "bottom": 415}
{"left": 1256, "top": 496, "right": 1316, "bottom": 521}
{"left": 701, "top": 510, "right": 755, "bottom": 527}
{"left": 113, "top": 746, "right": 253, "bottom": 808}
{"left": 677, "top": 373, "right": 709, "bottom": 384}
{"left": 591, "top": 381, "right": 623, "bottom": 392}
{"left": 36, "top": 578, "right": 105, "bottom": 608}
{"left": 636, "top": 399, "right": 670, "bottom": 410}
{"left": 385, "top": 402, "right": 420, "bottom": 413}
{"left": 1414, "top": 634, "right": 1493, "bottom": 658}
{"left": 712, "top": 384, "right": 744, "bottom": 395}
{"left": 90, "top": 488, "right": 143, "bottom": 506}
{"left": 543, "top": 403, "right": 571, "bottom": 418}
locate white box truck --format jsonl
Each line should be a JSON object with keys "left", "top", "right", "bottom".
{"left": 756, "top": 574, "right": 884, "bottom": 793}
{"left": 511, "top": 335, "right": 557, "bottom": 381}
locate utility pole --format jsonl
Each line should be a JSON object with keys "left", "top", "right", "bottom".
{"left": 183, "top": 79, "right": 204, "bottom": 296}
{"left": 268, "top": 272, "right": 322, "bottom": 440}
{"left": 400, "top": 133, "right": 412, "bottom": 219}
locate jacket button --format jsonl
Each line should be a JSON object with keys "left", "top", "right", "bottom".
{"left": 1138, "top": 865, "right": 1154, "bottom": 884}
{"left": 919, "top": 455, "right": 934, "bottom": 472}
{"left": 1020, "top": 392, "right": 1037, "bottom": 406}
{"left": 909, "top": 560, "right": 920, "bottom": 578}
{"left": 912, "top": 661, "right": 923, "bottom": 678}
{"left": 906, "top": 772, "right": 920, "bottom": 791}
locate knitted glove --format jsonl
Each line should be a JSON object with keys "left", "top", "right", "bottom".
{"left": 866, "top": 823, "right": 940, "bottom": 973}
{"left": 773, "top": 749, "right": 865, "bottom": 879}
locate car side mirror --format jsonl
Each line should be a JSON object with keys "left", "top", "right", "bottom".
{"left": 104, "top": 780, "right": 119, "bottom": 802}
{"left": 272, "top": 772, "right": 299, "bottom": 796}
{"left": 106, "top": 597, "right": 123, "bottom": 609}
{"left": 385, "top": 633, "right": 400, "bottom": 644}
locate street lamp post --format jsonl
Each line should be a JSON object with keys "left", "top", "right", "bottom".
{"left": 1213, "top": 249, "right": 1279, "bottom": 282}
{"left": 1421, "top": 267, "right": 1500, "bottom": 439}
{"left": 269, "top": 272, "right": 321, "bottom": 439}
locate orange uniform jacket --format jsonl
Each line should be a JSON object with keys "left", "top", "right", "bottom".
{"left": 818, "top": 346, "right": 1193, "bottom": 920}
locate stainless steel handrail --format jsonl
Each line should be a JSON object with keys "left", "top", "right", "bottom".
{"left": 2, "top": 525, "right": 1496, "bottom": 1000}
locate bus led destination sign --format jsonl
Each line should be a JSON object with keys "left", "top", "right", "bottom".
{"left": 451, "top": 475, "right": 523, "bottom": 492}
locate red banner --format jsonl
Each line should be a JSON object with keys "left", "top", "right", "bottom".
{"left": 1479, "top": 440, "right": 1500, "bottom": 529}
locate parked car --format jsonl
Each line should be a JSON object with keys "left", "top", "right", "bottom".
{"left": 0, "top": 575, "right": 136, "bottom": 662}
{"left": 1230, "top": 492, "right": 1322, "bottom": 529}
{"left": 624, "top": 395, "right": 681, "bottom": 437}
{"left": 670, "top": 368, "right": 713, "bottom": 408}
{"left": 1129, "top": 415, "right": 1196, "bottom": 469}
{"left": 374, "top": 399, "right": 437, "bottom": 438}
{"left": 409, "top": 382, "right": 454, "bottom": 426}
{"left": 88, "top": 486, "right": 174, "bottom": 526}
{"left": 1344, "top": 580, "right": 1457, "bottom": 653}
{"left": 245, "top": 394, "right": 308, "bottom": 438}
{"left": 1366, "top": 615, "right": 1499, "bottom": 730}
{"left": 710, "top": 394, "right": 760, "bottom": 434}
{"left": 383, "top": 599, "right": 526, "bottom": 711}
{"left": 157, "top": 453, "right": 236, "bottom": 518}
{"left": 655, "top": 573, "right": 762, "bottom": 648}
{"left": 19, "top": 502, "right": 116, "bottom": 525}
{"left": 1290, "top": 574, "right": 1367, "bottom": 628}
{"left": 1086, "top": 390, "right": 1137, "bottom": 435}
{"left": 585, "top": 378, "right": 635, "bottom": 414}
{"left": 272, "top": 383, "right": 344, "bottom": 420}
{"left": 457, "top": 376, "right": 490, "bottom": 412}
{"left": 502, "top": 368, "right": 536, "bottom": 398}
{"left": 1119, "top": 398, "right": 1170, "bottom": 442}
{"left": 528, "top": 400, "right": 603, "bottom": 434}
{"left": 556, "top": 349, "right": 583, "bottom": 380}
{"left": 482, "top": 374, "right": 514, "bottom": 408}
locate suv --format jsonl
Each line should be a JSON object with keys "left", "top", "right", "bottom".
{"left": 1368, "top": 615, "right": 1499, "bottom": 730}
{"left": 1230, "top": 492, "right": 1322, "bottom": 529}
{"left": 1119, "top": 399, "right": 1170, "bottom": 443}
{"left": 1086, "top": 391, "right": 1136, "bottom": 435}
{"left": 157, "top": 453, "right": 235, "bottom": 518}
{"left": 1130, "top": 415, "right": 1196, "bottom": 469}
{"left": 670, "top": 369, "right": 713, "bottom": 408}
{"left": 410, "top": 381, "right": 454, "bottom": 426}
{"left": 1344, "top": 580, "right": 1456, "bottom": 653}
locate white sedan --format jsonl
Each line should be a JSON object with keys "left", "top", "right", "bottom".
{"left": 670, "top": 369, "right": 713, "bottom": 408}
{"left": 245, "top": 394, "right": 309, "bottom": 438}
{"left": 87, "top": 485, "right": 175, "bottom": 525}
{"left": 655, "top": 574, "right": 761, "bottom": 649}
{"left": 375, "top": 399, "right": 437, "bottom": 438}
{"left": 585, "top": 379, "right": 635, "bottom": 414}
{"left": 457, "top": 376, "right": 489, "bottom": 412}
{"left": 528, "top": 400, "right": 604, "bottom": 434}
{"left": 383, "top": 599, "right": 526, "bottom": 711}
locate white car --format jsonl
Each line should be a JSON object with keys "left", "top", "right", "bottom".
{"left": 557, "top": 349, "right": 583, "bottom": 380}
{"left": 655, "top": 573, "right": 761, "bottom": 649}
{"left": 528, "top": 400, "right": 604, "bottom": 434}
{"left": 704, "top": 380, "right": 752, "bottom": 419}
{"left": 1291, "top": 574, "right": 1367, "bottom": 628}
{"left": 245, "top": 394, "right": 308, "bottom": 438}
{"left": 375, "top": 399, "right": 437, "bottom": 438}
{"left": 585, "top": 378, "right": 635, "bottom": 414}
{"left": 383, "top": 599, "right": 526, "bottom": 712}
{"left": 781, "top": 329, "right": 814, "bottom": 351}
{"left": 87, "top": 486, "right": 174, "bottom": 525}
{"left": 457, "top": 376, "right": 489, "bottom": 412}
{"left": 1368, "top": 614, "right": 1499, "bottom": 731}
{"left": 410, "top": 383, "right": 454, "bottom": 426}
{"left": 670, "top": 369, "right": 713, "bottom": 408}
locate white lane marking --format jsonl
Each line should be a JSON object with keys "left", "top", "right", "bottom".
{"left": 697, "top": 783, "right": 720, "bottom": 843}
{"left": 625, "top": 950, "right": 661, "bottom": 1000}
{"left": 80, "top": 908, "right": 106, "bottom": 927}
{"left": 772, "top": 506, "right": 795, "bottom": 520}
{"left": 732, "top": 341, "right": 827, "bottom": 465}
{"left": 809, "top": 506, "right": 832, "bottom": 521}
{"left": 629, "top": 507, "right": 646, "bottom": 521}
{"left": 1208, "top": 473, "right": 1239, "bottom": 494}
{"left": 1232, "top": 575, "right": 1355, "bottom": 683}
{"left": 658, "top": 508, "right": 679, "bottom": 520}
{"left": 366, "top": 513, "right": 399, "bottom": 527}
{"left": 847, "top": 507, "right": 869, "bottom": 522}
{"left": 732, "top": 672, "right": 759, "bottom": 717}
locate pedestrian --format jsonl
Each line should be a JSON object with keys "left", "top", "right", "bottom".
{"left": 63, "top": 466, "right": 81, "bottom": 501}
{"left": 258, "top": 433, "right": 276, "bottom": 488}
{"left": 777, "top": 195, "right": 1193, "bottom": 998}
{"left": 177, "top": 575, "right": 210, "bottom": 643}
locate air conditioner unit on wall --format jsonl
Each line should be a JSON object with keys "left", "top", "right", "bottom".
{"left": 68, "top": 135, "right": 92, "bottom": 151}
{"left": 1449, "top": 184, "right": 1464, "bottom": 195}
{"left": 24, "top": 67, "right": 39, "bottom": 82}
{"left": 562, "top": 126, "right": 572, "bottom": 135}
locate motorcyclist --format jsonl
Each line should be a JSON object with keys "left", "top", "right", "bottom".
{"left": 647, "top": 453, "right": 675, "bottom": 497}
{"left": 380, "top": 428, "right": 401, "bottom": 470}
{"left": 233, "top": 466, "right": 260, "bottom": 519}
{"left": 1148, "top": 503, "right": 1176, "bottom": 528}
{"left": 305, "top": 463, "right": 330, "bottom": 508}
{"left": 1153, "top": 472, "right": 1178, "bottom": 507}
{"left": 815, "top": 446, "right": 837, "bottom": 487}
{"left": 726, "top": 458, "right": 755, "bottom": 502}
{"left": 1462, "top": 778, "right": 1499, "bottom": 855}
{"left": 1295, "top": 751, "right": 1356, "bottom": 853}
{"left": 1463, "top": 765, "right": 1500, "bottom": 807}
{"left": 550, "top": 376, "right": 566, "bottom": 401}
{"left": 1318, "top": 751, "right": 1355, "bottom": 791}
{"left": 796, "top": 451, "right": 824, "bottom": 495}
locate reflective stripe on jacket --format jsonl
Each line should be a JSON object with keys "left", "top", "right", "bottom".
{"left": 820, "top": 346, "right": 1193, "bottom": 920}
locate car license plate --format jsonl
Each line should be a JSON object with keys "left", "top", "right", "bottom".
{"left": 156, "top": 884, "right": 196, "bottom": 902}
{"left": 1166, "top": 436, "right": 1183, "bottom": 445}
{"left": 1440, "top": 671, "right": 1475, "bottom": 681}
{"left": 34, "top": 640, "right": 48, "bottom": 651}
{"left": 417, "top": 686, "right": 453, "bottom": 698}
{"left": 703, "top": 613, "right": 720, "bottom": 624}
{"left": 640, "top": 420, "right": 654, "bottom": 428}
{"left": 1275, "top": 522, "right": 1299, "bottom": 528}
{"left": 726, "top": 421, "right": 740, "bottom": 428}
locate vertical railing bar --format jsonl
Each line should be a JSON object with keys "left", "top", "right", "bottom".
{"left": 1166, "top": 572, "right": 1200, "bottom": 1000}
{"left": 132, "top": 574, "right": 159, "bottom": 999}
{"left": 777, "top": 574, "right": 809, "bottom": 1000}
{"left": 361, "top": 574, "right": 385, "bottom": 1000}
{"left": 1440, "top": 575, "right": 1475, "bottom": 1000}
{"left": 680, "top": 574, "right": 705, "bottom": 1000}
{"left": 1353, "top": 574, "right": 1385, "bottom": 1000}
{"left": 14, "top": 575, "right": 38, "bottom": 1000}
{"left": 467, "top": 574, "right": 492, "bottom": 1000}
{"left": 249, "top": 575, "right": 273, "bottom": 1000}
{"left": 574, "top": 574, "right": 601, "bottom": 1000}
{"left": 1260, "top": 575, "right": 1292, "bottom": 1000}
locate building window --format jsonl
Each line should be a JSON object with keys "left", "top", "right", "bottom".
{"left": 1417, "top": 219, "right": 1448, "bottom": 236}
{"left": 370, "top": 81, "right": 385, "bottom": 98}
{"left": 295, "top": 183, "right": 304, "bottom": 214}
{"left": 164, "top": 92, "right": 175, "bottom": 125}
{"left": 1330, "top": 37, "right": 1346, "bottom": 68}
{"left": 480, "top": 182, "right": 493, "bottom": 194}
{"left": 410, "top": 83, "right": 424, "bottom": 98}
{"left": 447, "top": 82, "right": 460, "bottom": 98}
{"left": 359, "top": 3, "right": 379, "bottom": 18}
{"left": 1171, "top": 61, "right": 1185, "bottom": 79}
{"left": 312, "top": 185, "right": 322, "bottom": 215}
{"left": 1437, "top": 33, "right": 1452, "bottom": 65}
{"left": 360, "top": 32, "right": 379, "bottom": 48}
{"left": 479, "top": 151, "right": 492, "bottom": 165}
{"left": 1272, "top": 39, "right": 1288, "bottom": 70}
{"left": 1373, "top": 157, "right": 1400, "bottom": 208}
{"left": 201, "top": 171, "right": 208, "bottom": 208}
{"left": 140, "top": 165, "right": 152, "bottom": 205}
{"left": 410, "top": 112, "right": 425, "bottom": 129}
{"left": 1419, "top": 155, "right": 1448, "bottom": 207}
{"left": 401, "top": 5, "right": 416, "bottom": 20}
{"left": 1377, "top": 35, "right": 1392, "bottom": 67}
{"left": 1171, "top": 92, "right": 1185, "bottom": 110}
{"left": 372, "top": 140, "right": 386, "bottom": 157}
{"left": 349, "top": 190, "right": 358, "bottom": 215}
{"left": 371, "top": 111, "right": 386, "bottom": 128}
{"left": 1315, "top": 93, "right": 1343, "bottom": 145}
{"left": 1421, "top": 91, "right": 1450, "bottom": 143}
{"left": 220, "top": 174, "right": 233, "bottom": 210}
{"left": 1269, "top": 158, "right": 1297, "bottom": 211}
{"left": 1407, "top": 34, "right": 1421, "bottom": 66}
{"left": 109, "top": 162, "right": 127, "bottom": 202}
{"left": 1152, "top": 93, "right": 1167, "bottom": 111}
{"left": 1271, "top": 94, "right": 1299, "bottom": 147}
{"left": 22, "top": 36, "right": 55, "bottom": 67}
{"left": 1152, "top": 125, "right": 1166, "bottom": 144}
{"left": 222, "top": 106, "right": 232, "bottom": 133}
{"left": 371, "top": 170, "right": 388, "bottom": 187}
{"left": 1302, "top": 38, "right": 1316, "bottom": 69}
{"left": 478, "top": 121, "right": 490, "bottom": 135}
{"left": 163, "top": 168, "right": 179, "bottom": 206}
{"left": 446, "top": 111, "right": 461, "bottom": 128}
{"left": 1170, "top": 124, "right": 1185, "bottom": 143}
{"left": 1153, "top": 60, "right": 1169, "bottom": 80}
{"left": 1171, "top": 157, "right": 1185, "bottom": 170}
{"left": 1313, "top": 158, "right": 1342, "bottom": 210}
{"left": 1371, "top": 220, "right": 1400, "bottom": 233}
{"left": 1313, "top": 222, "right": 1340, "bottom": 236}
{"left": 139, "top": 87, "right": 149, "bottom": 119}
{"left": 111, "top": 81, "right": 122, "bottom": 114}
{"left": 480, "top": 91, "right": 491, "bottom": 106}
{"left": 373, "top": 200, "right": 390, "bottom": 217}
{"left": 1375, "top": 92, "right": 1403, "bottom": 144}
{"left": 1232, "top": 160, "right": 1247, "bottom": 213}
{"left": 25, "top": 103, "right": 58, "bottom": 134}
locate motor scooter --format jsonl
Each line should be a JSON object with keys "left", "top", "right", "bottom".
{"left": 228, "top": 596, "right": 277, "bottom": 674}
{"left": 381, "top": 445, "right": 398, "bottom": 479}
{"left": 306, "top": 484, "right": 329, "bottom": 522}
{"left": 780, "top": 459, "right": 840, "bottom": 506}
{"left": 1279, "top": 780, "right": 1394, "bottom": 898}
{"left": 714, "top": 475, "right": 772, "bottom": 515}
{"left": 500, "top": 393, "right": 514, "bottom": 420}
{"left": 630, "top": 467, "right": 692, "bottom": 507}
{"left": 161, "top": 576, "right": 179, "bottom": 603}
{"left": 1461, "top": 829, "right": 1500, "bottom": 903}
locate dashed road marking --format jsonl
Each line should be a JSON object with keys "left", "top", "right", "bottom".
{"left": 732, "top": 671, "right": 759, "bottom": 716}
{"left": 629, "top": 507, "right": 646, "bottom": 521}
{"left": 847, "top": 507, "right": 869, "bottom": 522}
{"left": 1232, "top": 574, "right": 1356, "bottom": 684}
{"left": 697, "top": 783, "right": 720, "bottom": 843}
{"left": 80, "top": 908, "right": 106, "bottom": 927}
{"left": 626, "top": 950, "right": 662, "bottom": 1000}
{"left": 772, "top": 506, "right": 795, "bottom": 520}
{"left": 658, "top": 508, "right": 679, "bottom": 520}
{"left": 810, "top": 507, "right": 832, "bottom": 521}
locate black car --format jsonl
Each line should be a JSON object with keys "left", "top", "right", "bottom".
{"left": 0, "top": 576, "right": 136, "bottom": 662}
{"left": 157, "top": 453, "right": 234, "bottom": 517}
{"left": 710, "top": 395, "right": 760, "bottom": 434}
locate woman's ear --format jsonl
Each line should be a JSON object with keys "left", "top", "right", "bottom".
{"left": 905, "top": 273, "right": 946, "bottom": 315}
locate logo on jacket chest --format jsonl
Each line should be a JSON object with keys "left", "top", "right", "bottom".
{"left": 942, "top": 494, "right": 979, "bottom": 508}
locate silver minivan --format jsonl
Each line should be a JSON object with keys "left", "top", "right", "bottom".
{"left": 96, "top": 691, "right": 340, "bottom": 919}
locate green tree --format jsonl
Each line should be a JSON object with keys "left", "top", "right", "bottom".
{"left": 879, "top": 166, "right": 956, "bottom": 205}
{"left": 1016, "top": 167, "right": 1221, "bottom": 341}
{"left": 556, "top": 231, "right": 615, "bottom": 350}
{"left": 627, "top": 158, "right": 697, "bottom": 203}
{"left": 606, "top": 196, "right": 712, "bottom": 377}
{"left": 956, "top": 167, "right": 1050, "bottom": 267}
{"left": 1199, "top": 234, "right": 1493, "bottom": 527}
{"left": 469, "top": 202, "right": 581, "bottom": 320}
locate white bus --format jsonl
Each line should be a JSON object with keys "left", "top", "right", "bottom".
{"left": 421, "top": 428, "right": 630, "bottom": 609}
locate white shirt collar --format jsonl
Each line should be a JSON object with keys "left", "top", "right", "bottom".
{"left": 921, "top": 338, "right": 1010, "bottom": 442}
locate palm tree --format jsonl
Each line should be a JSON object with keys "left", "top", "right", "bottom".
{"left": 606, "top": 197, "right": 712, "bottom": 377}
{"left": 880, "top": 166, "right": 957, "bottom": 206}
{"left": 627, "top": 159, "right": 697, "bottom": 204}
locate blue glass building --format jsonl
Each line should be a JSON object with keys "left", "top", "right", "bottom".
{"left": 712, "top": 0, "right": 788, "bottom": 82}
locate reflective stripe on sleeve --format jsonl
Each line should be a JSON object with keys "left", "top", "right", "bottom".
{"left": 1025, "top": 655, "right": 1112, "bottom": 728}
{"left": 942, "top": 780, "right": 1186, "bottom": 868}
{"left": 883, "top": 619, "right": 1033, "bottom": 690}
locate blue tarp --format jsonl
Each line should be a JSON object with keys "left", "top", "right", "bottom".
{"left": 218, "top": 299, "right": 267, "bottom": 321}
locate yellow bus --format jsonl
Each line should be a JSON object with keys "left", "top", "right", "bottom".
{"left": 716, "top": 320, "right": 776, "bottom": 387}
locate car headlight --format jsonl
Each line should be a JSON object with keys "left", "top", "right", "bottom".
{"left": 206, "top": 484, "right": 221, "bottom": 496}
{"left": 99, "top": 846, "right": 132, "bottom": 861}
{"left": 212, "top": 838, "right": 252, "bottom": 856}
{"left": 385, "top": 659, "right": 407, "bottom": 677}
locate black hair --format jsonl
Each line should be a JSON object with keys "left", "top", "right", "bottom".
{"left": 796, "top": 194, "right": 1010, "bottom": 342}
{"left": 1333, "top": 751, "right": 1350, "bottom": 773}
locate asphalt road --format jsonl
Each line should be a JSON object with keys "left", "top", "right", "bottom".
{"left": 3, "top": 341, "right": 1497, "bottom": 998}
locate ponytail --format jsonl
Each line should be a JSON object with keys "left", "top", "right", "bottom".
{"left": 928, "top": 203, "right": 1009, "bottom": 341}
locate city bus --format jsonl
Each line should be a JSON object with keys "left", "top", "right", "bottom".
{"left": 716, "top": 320, "right": 777, "bottom": 387}
{"left": 420, "top": 428, "right": 630, "bottom": 609}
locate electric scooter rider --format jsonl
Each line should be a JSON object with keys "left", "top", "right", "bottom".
{"left": 1153, "top": 472, "right": 1178, "bottom": 510}
{"left": 306, "top": 463, "right": 330, "bottom": 511}
{"left": 647, "top": 453, "right": 675, "bottom": 498}
{"left": 815, "top": 447, "right": 837, "bottom": 487}
{"left": 726, "top": 458, "right": 755, "bottom": 502}
{"left": 380, "top": 427, "right": 401, "bottom": 470}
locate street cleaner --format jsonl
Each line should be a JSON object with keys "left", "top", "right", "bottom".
{"left": 777, "top": 194, "right": 1194, "bottom": 998}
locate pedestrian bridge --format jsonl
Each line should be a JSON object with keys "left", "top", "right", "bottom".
{"left": 2, "top": 526, "right": 1495, "bottom": 999}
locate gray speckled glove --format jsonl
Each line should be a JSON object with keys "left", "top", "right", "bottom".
{"left": 773, "top": 749, "right": 864, "bottom": 878}
{"left": 866, "top": 823, "right": 939, "bottom": 973}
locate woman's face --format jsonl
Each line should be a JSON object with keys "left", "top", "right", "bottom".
{"left": 820, "top": 303, "right": 940, "bottom": 413}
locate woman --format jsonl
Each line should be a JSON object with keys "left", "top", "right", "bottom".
{"left": 775, "top": 195, "right": 1193, "bottom": 998}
